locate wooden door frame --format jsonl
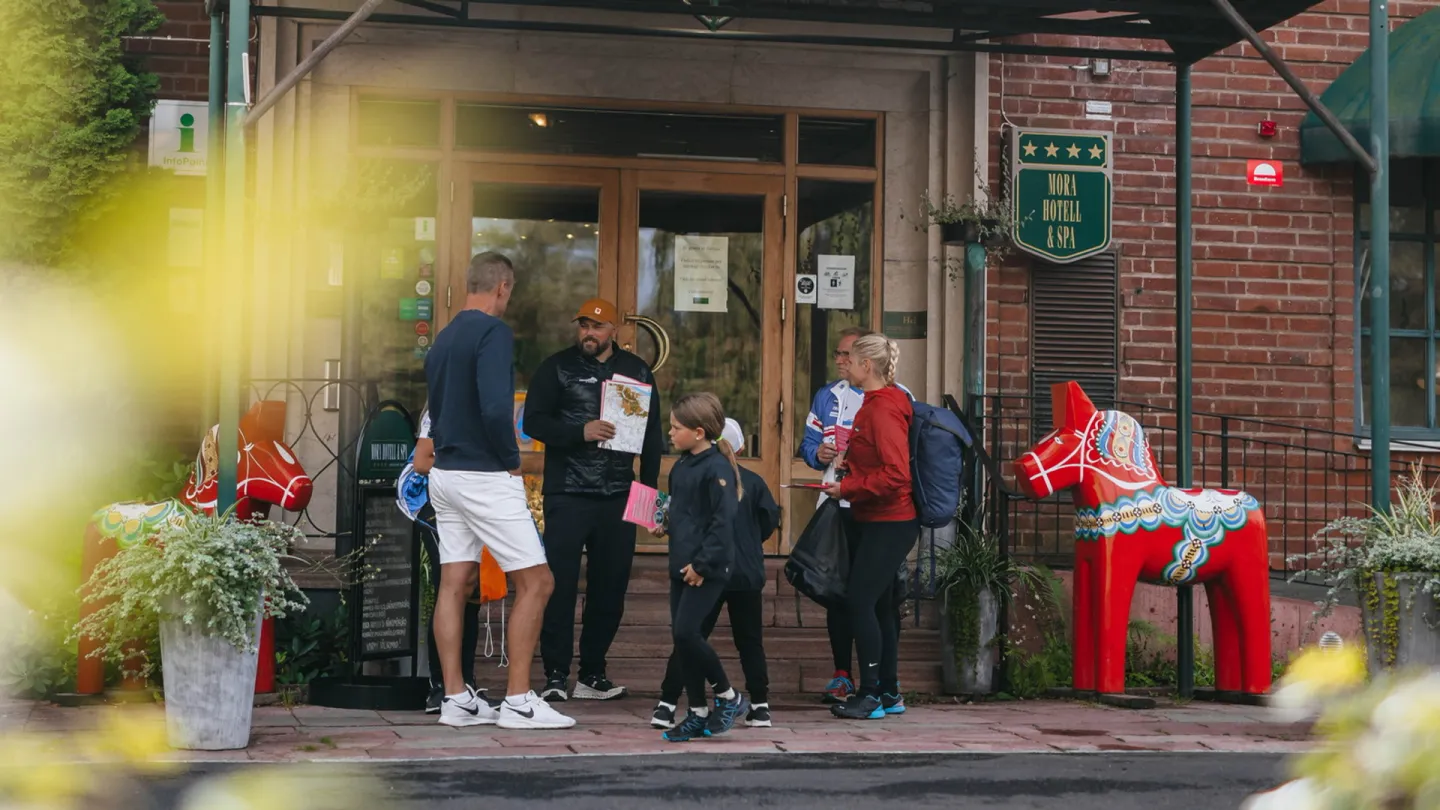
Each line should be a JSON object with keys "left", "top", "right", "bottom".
{"left": 445, "top": 163, "right": 622, "bottom": 330}
{"left": 620, "top": 169, "right": 787, "bottom": 546}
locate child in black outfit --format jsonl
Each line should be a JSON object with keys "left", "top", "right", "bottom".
{"left": 652, "top": 417, "right": 777, "bottom": 731}
{"left": 658, "top": 393, "right": 750, "bottom": 742}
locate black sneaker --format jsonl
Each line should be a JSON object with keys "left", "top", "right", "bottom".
{"left": 662, "top": 710, "right": 709, "bottom": 742}
{"left": 425, "top": 684, "right": 443, "bottom": 714}
{"left": 881, "top": 692, "right": 907, "bottom": 715}
{"left": 745, "top": 702, "right": 772, "bottom": 728}
{"left": 830, "top": 693, "right": 885, "bottom": 720}
{"left": 572, "top": 673, "right": 627, "bottom": 700}
{"left": 704, "top": 692, "right": 751, "bottom": 737}
{"left": 650, "top": 701, "right": 678, "bottom": 730}
{"left": 540, "top": 676, "right": 569, "bottom": 702}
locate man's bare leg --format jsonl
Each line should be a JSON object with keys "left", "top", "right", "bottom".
{"left": 504, "top": 563, "right": 555, "bottom": 697}
{"left": 436, "top": 560, "right": 479, "bottom": 697}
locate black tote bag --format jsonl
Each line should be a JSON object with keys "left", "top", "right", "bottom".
{"left": 784, "top": 499, "right": 851, "bottom": 610}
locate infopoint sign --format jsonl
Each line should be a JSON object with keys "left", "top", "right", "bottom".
{"left": 1010, "top": 128, "right": 1113, "bottom": 264}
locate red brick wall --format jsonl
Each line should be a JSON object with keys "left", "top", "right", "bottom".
{"left": 986, "top": 1, "right": 1438, "bottom": 430}
{"left": 126, "top": 1, "right": 214, "bottom": 102}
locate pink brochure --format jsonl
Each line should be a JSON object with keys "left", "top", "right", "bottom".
{"left": 623, "top": 481, "right": 661, "bottom": 530}
{"left": 833, "top": 426, "right": 854, "bottom": 453}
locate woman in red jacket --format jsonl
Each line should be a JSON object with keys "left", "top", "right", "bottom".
{"left": 821, "top": 333, "right": 917, "bottom": 720}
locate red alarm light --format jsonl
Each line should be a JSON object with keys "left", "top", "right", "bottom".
{"left": 1257, "top": 120, "right": 1278, "bottom": 138}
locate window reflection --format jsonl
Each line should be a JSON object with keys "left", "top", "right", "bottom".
{"left": 792, "top": 179, "right": 874, "bottom": 458}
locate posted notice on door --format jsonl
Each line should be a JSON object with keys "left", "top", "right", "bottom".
{"left": 674, "top": 235, "right": 729, "bottom": 313}
{"left": 817, "top": 254, "right": 855, "bottom": 310}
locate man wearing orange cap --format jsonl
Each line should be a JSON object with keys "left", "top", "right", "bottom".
{"left": 523, "top": 297, "right": 664, "bottom": 702}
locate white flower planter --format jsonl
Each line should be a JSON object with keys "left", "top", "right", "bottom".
{"left": 159, "top": 606, "right": 262, "bottom": 750}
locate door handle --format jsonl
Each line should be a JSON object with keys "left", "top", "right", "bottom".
{"left": 623, "top": 314, "right": 671, "bottom": 372}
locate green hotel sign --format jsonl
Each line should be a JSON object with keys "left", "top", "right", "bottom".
{"left": 1010, "top": 129, "right": 1113, "bottom": 264}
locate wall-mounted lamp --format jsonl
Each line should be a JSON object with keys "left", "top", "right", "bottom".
{"left": 1089, "top": 57, "right": 1112, "bottom": 78}
{"left": 528, "top": 113, "right": 549, "bottom": 128}
{"left": 1257, "top": 120, "right": 1279, "bottom": 138}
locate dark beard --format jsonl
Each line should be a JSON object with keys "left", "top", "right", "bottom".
{"left": 580, "top": 337, "right": 611, "bottom": 357}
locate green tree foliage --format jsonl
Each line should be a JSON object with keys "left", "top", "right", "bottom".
{"left": 0, "top": 0, "right": 163, "bottom": 266}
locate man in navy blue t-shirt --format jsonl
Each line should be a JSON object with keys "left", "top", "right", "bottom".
{"left": 424, "top": 251, "right": 573, "bottom": 731}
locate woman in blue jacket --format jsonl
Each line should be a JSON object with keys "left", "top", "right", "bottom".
{"left": 661, "top": 393, "right": 750, "bottom": 742}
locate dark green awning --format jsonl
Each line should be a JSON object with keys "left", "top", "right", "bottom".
{"left": 1300, "top": 8, "right": 1440, "bottom": 166}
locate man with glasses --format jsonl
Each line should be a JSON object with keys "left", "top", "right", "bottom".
{"left": 523, "top": 298, "right": 664, "bottom": 703}
{"left": 799, "top": 326, "right": 911, "bottom": 705}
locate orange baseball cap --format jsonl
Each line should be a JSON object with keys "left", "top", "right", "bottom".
{"left": 574, "top": 298, "right": 619, "bottom": 325}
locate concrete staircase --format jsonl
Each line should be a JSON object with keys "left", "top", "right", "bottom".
{"left": 479, "top": 555, "right": 945, "bottom": 697}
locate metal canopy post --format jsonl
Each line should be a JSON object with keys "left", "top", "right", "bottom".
{"left": 1370, "top": 0, "right": 1391, "bottom": 512}
{"left": 1174, "top": 62, "right": 1196, "bottom": 699}
{"left": 203, "top": 8, "right": 226, "bottom": 432}
{"left": 217, "top": 0, "right": 251, "bottom": 516}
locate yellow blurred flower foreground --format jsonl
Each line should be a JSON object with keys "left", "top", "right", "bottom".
{"left": 0, "top": 705, "right": 388, "bottom": 809}
{"left": 1243, "top": 646, "right": 1440, "bottom": 810}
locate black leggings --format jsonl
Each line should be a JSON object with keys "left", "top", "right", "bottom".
{"left": 669, "top": 578, "right": 732, "bottom": 704}
{"left": 421, "top": 525, "right": 480, "bottom": 689}
{"left": 660, "top": 589, "right": 768, "bottom": 706}
{"left": 846, "top": 519, "right": 918, "bottom": 696}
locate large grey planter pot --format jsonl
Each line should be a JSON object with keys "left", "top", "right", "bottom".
{"left": 1361, "top": 572, "right": 1440, "bottom": 675}
{"left": 159, "top": 606, "right": 262, "bottom": 750}
{"left": 940, "top": 587, "right": 1000, "bottom": 695}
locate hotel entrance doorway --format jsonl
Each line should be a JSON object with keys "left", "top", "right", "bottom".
{"left": 450, "top": 164, "right": 784, "bottom": 549}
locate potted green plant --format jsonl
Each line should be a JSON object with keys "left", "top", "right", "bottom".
{"left": 915, "top": 189, "right": 1013, "bottom": 249}
{"left": 934, "top": 523, "right": 1041, "bottom": 694}
{"left": 1294, "top": 467, "right": 1440, "bottom": 674}
{"left": 72, "top": 511, "right": 308, "bottom": 750}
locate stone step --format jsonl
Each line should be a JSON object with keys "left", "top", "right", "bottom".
{"left": 469, "top": 655, "right": 945, "bottom": 696}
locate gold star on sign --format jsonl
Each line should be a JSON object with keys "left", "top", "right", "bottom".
{"left": 1088, "top": 143, "right": 1105, "bottom": 161}
{"left": 1066, "top": 143, "right": 1082, "bottom": 159}
{"left": 1023, "top": 141, "right": 1038, "bottom": 157}
{"left": 1044, "top": 142, "right": 1060, "bottom": 158}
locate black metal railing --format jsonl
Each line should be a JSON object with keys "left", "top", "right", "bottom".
{"left": 963, "top": 392, "right": 1440, "bottom": 585}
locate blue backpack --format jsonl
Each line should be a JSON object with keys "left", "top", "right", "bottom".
{"left": 909, "top": 402, "right": 973, "bottom": 528}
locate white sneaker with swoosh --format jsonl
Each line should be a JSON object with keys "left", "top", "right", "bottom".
{"left": 498, "top": 691, "right": 576, "bottom": 730}
{"left": 439, "top": 691, "right": 499, "bottom": 727}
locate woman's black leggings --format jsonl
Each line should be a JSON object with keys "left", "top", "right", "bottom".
{"left": 670, "top": 577, "right": 732, "bottom": 704}
{"left": 846, "top": 519, "right": 919, "bottom": 696}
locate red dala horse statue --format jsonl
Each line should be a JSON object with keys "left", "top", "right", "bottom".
{"left": 1014, "top": 382, "right": 1273, "bottom": 696}
{"left": 77, "top": 400, "right": 313, "bottom": 696}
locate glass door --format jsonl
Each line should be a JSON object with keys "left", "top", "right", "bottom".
{"left": 451, "top": 164, "right": 621, "bottom": 473}
{"left": 621, "top": 171, "right": 786, "bottom": 551}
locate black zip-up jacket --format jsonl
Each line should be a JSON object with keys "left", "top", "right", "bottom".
{"left": 666, "top": 446, "right": 738, "bottom": 583}
{"left": 728, "top": 467, "right": 779, "bottom": 593}
{"left": 522, "top": 345, "right": 664, "bottom": 497}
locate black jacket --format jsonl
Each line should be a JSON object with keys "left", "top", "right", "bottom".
{"left": 666, "top": 446, "right": 738, "bottom": 583}
{"left": 522, "top": 345, "right": 664, "bottom": 497}
{"left": 728, "top": 467, "right": 779, "bottom": 593}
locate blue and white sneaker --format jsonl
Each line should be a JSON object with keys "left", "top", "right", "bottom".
{"left": 663, "top": 710, "right": 709, "bottom": 742}
{"left": 881, "top": 693, "right": 907, "bottom": 715}
{"left": 830, "top": 693, "right": 885, "bottom": 720}
{"left": 704, "top": 692, "right": 751, "bottom": 737}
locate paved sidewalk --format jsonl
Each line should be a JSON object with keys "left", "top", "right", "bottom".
{"left": 9, "top": 696, "right": 1313, "bottom": 762}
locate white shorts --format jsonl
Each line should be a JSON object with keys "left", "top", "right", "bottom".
{"left": 428, "top": 469, "right": 547, "bottom": 572}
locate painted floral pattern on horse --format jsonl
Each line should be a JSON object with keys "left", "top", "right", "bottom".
{"left": 93, "top": 500, "right": 191, "bottom": 548}
{"left": 1074, "top": 486, "right": 1262, "bottom": 584}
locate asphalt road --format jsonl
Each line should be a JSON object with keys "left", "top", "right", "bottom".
{"left": 122, "top": 753, "right": 1288, "bottom": 809}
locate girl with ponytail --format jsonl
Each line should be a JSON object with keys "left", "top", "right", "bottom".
{"left": 820, "top": 333, "right": 919, "bottom": 720}
{"left": 659, "top": 392, "right": 750, "bottom": 741}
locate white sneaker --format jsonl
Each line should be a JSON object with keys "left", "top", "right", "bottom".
{"left": 438, "top": 691, "right": 499, "bottom": 727}
{"left": 497, "top": 691, "right": 577, "bottom": 730}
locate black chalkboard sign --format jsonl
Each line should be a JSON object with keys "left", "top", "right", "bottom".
{"left": 358, "top": 489, "right": 418, "bottom": 659}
